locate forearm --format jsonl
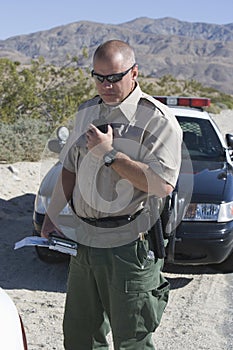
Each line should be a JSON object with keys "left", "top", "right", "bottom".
{"left": 85, "top": 124, "right": 173, "bottom": 197}
{"left": 111, "top": 151, "right": 173, "bottom": 197}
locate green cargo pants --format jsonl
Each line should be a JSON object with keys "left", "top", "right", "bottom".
{"left": 63, "top": 238, "right": 170, "bottom": 350}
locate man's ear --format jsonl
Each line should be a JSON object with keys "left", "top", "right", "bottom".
{"left": 132, "top": 64, "right": 139, "bottom": 80}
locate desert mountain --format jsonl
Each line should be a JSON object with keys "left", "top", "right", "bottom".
{"left": 0, "top": 17, "right": 233, "bottom": 94}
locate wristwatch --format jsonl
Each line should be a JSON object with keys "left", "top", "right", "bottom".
{"left": 103, "top": 149, "right": 118, "bottom": 167}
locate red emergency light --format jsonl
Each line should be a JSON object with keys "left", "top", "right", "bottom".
{"left": 154, "top": 96, "right": 211, "bottom": 108}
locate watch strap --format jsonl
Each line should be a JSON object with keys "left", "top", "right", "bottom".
{"left": 103, "top": 149, "right": 118, "bottom": 167}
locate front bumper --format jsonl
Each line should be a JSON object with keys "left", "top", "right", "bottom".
{"left": 167, "top": 220, "right": 233, "bottom": 265}
{"left": 34, "top": 212, "right": 233, "bottom": 266}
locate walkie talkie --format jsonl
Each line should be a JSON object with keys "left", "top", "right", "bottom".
{"left": 92, "top": 118, "right": 109, "bottom": 133}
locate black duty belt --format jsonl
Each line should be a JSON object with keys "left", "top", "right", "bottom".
{"left": 78, "top": 210, "right": 142, "bottom": 228}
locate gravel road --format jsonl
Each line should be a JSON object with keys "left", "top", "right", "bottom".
{"left": 0, "top": 193, "right": 232, "bottom": 350}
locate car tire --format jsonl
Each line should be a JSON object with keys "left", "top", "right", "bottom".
{"left": 35, "top": 246, "right": 69, "bottom": 264}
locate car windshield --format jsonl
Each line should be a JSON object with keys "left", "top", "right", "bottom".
{"left": 176, "top": 116, "right": 225, "bottom": 161}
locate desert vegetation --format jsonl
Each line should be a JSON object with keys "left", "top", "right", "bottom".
{"left": 1, "top": 57, "right": 233, "bottom": 163}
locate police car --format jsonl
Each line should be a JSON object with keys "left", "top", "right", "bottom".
{"left": 33, "top": 97, "right": 233, "bottom": 272}
{"left": 155, "top": 96, "right": 233, "bottom": 273}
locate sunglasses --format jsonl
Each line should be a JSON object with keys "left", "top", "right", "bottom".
{"left": 91, "top": 64, "right": 136, "bottom": 84}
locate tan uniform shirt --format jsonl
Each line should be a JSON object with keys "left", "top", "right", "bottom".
{"left": 61, "top": 84, "right": 182, "bottom": 220}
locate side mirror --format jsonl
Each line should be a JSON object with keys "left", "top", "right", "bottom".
{"left": 48, "top": 126, "right": 70, "bottom": 153}
{"left": 226, "top": 134, "right": 233, "bottom": 149}
{"left": 57, "top": 126, "right": 70, "bottom": 143}
{"left": 48, "top": 139, "right": 63, "bottom": 153}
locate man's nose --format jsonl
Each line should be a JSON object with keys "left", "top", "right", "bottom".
{"left": 102, "top": 80, "right": 113, "bottom": 88}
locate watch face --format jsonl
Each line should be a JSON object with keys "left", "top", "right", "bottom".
{"left": 103, "top": 150, "right": 117, "bottom": 166}
{"left": 105, "top": 155, "right": 112, "bottom": 163}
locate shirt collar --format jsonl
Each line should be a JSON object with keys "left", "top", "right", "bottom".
{"left": 119, "top": 83, "right": 142, "bottom": 121}
{"left": 99, "top": 83, "right": 143, "bottom": 122}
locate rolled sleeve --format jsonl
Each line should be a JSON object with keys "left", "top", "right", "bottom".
{"left": 62, "top": 145, "right": 77, "bottom": 173}
{"left": 141, "top": 110, "right": 183, "bottom": 187}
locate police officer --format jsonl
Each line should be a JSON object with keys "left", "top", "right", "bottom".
{"left": 42, "top": 39, "right": 182, "bottom": 350}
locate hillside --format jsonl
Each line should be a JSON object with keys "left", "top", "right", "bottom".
{"left": 0, "top": 17, "right": 233, "bottom": 94}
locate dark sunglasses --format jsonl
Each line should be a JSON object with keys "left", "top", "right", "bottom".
{"left": 91, "top": 64, "right": 136, "bottom": 83}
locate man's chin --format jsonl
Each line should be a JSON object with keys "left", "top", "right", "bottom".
{"left": 105, "top": 101, "right": 120, "bottom": 106}
{"left": 101, "top": 95, "right": 120, "bottom": 106}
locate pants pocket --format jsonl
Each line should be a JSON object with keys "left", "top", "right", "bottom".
{"left": 110, "top": 245, "right": 169, "bottom": 339}
{"left": 151, "top": 277, "right": 170, "bottom": 330}
{"left": 127, "top": 275, "right": 170, "bottom": 335}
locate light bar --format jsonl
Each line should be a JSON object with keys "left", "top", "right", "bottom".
{"left": 154, "top": 96, "right": 211, "bottom": 108}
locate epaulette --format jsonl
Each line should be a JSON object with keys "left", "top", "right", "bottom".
{"left": 78, "top": 95, "right": 101, "bottom": 111}
{"left": 139, "top": 92, "right": 168, "bottom": 115}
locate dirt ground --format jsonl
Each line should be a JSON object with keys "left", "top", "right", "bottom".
{"left": 0, "top": 109, "right": 233, "bottom": 349}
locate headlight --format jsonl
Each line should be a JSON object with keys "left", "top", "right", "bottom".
{"left": 218, "top": 201, "right": 233, "bottom": 222}
{"left": 183, "top": 202, "right": 233, "bottom": 222}
{"left": 34, "top": 194, "right": 72, "bottom": 216}
{"left": 184, "top": 203, "right": 219, "bottom": 221}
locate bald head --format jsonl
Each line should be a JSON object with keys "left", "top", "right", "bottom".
{"left": 92, "top": 40, "right": 138, "bottom": 104}
{"left": 93, "top": 40, "right": 136, "bottom": 68}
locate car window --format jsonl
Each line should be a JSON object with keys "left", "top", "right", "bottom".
{"left": 176, "top": 116, "right": 224, "bottom": 160}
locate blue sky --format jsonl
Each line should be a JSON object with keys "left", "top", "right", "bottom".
{"left": 1, "top": 0, "right": 232, "bottom": 40}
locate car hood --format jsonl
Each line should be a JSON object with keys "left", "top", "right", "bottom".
{"left": 180, "top": 160, "right": 230, "bottom": 202}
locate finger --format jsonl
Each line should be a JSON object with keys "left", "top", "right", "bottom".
{"left": 89, "top": 124, "right": 98, "bottom": 132}
{"left": 86, "top": 129, "right": 93, "bottom": 135}
{"left": 107, "top": 124, "right": 113, "bottom": 134}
